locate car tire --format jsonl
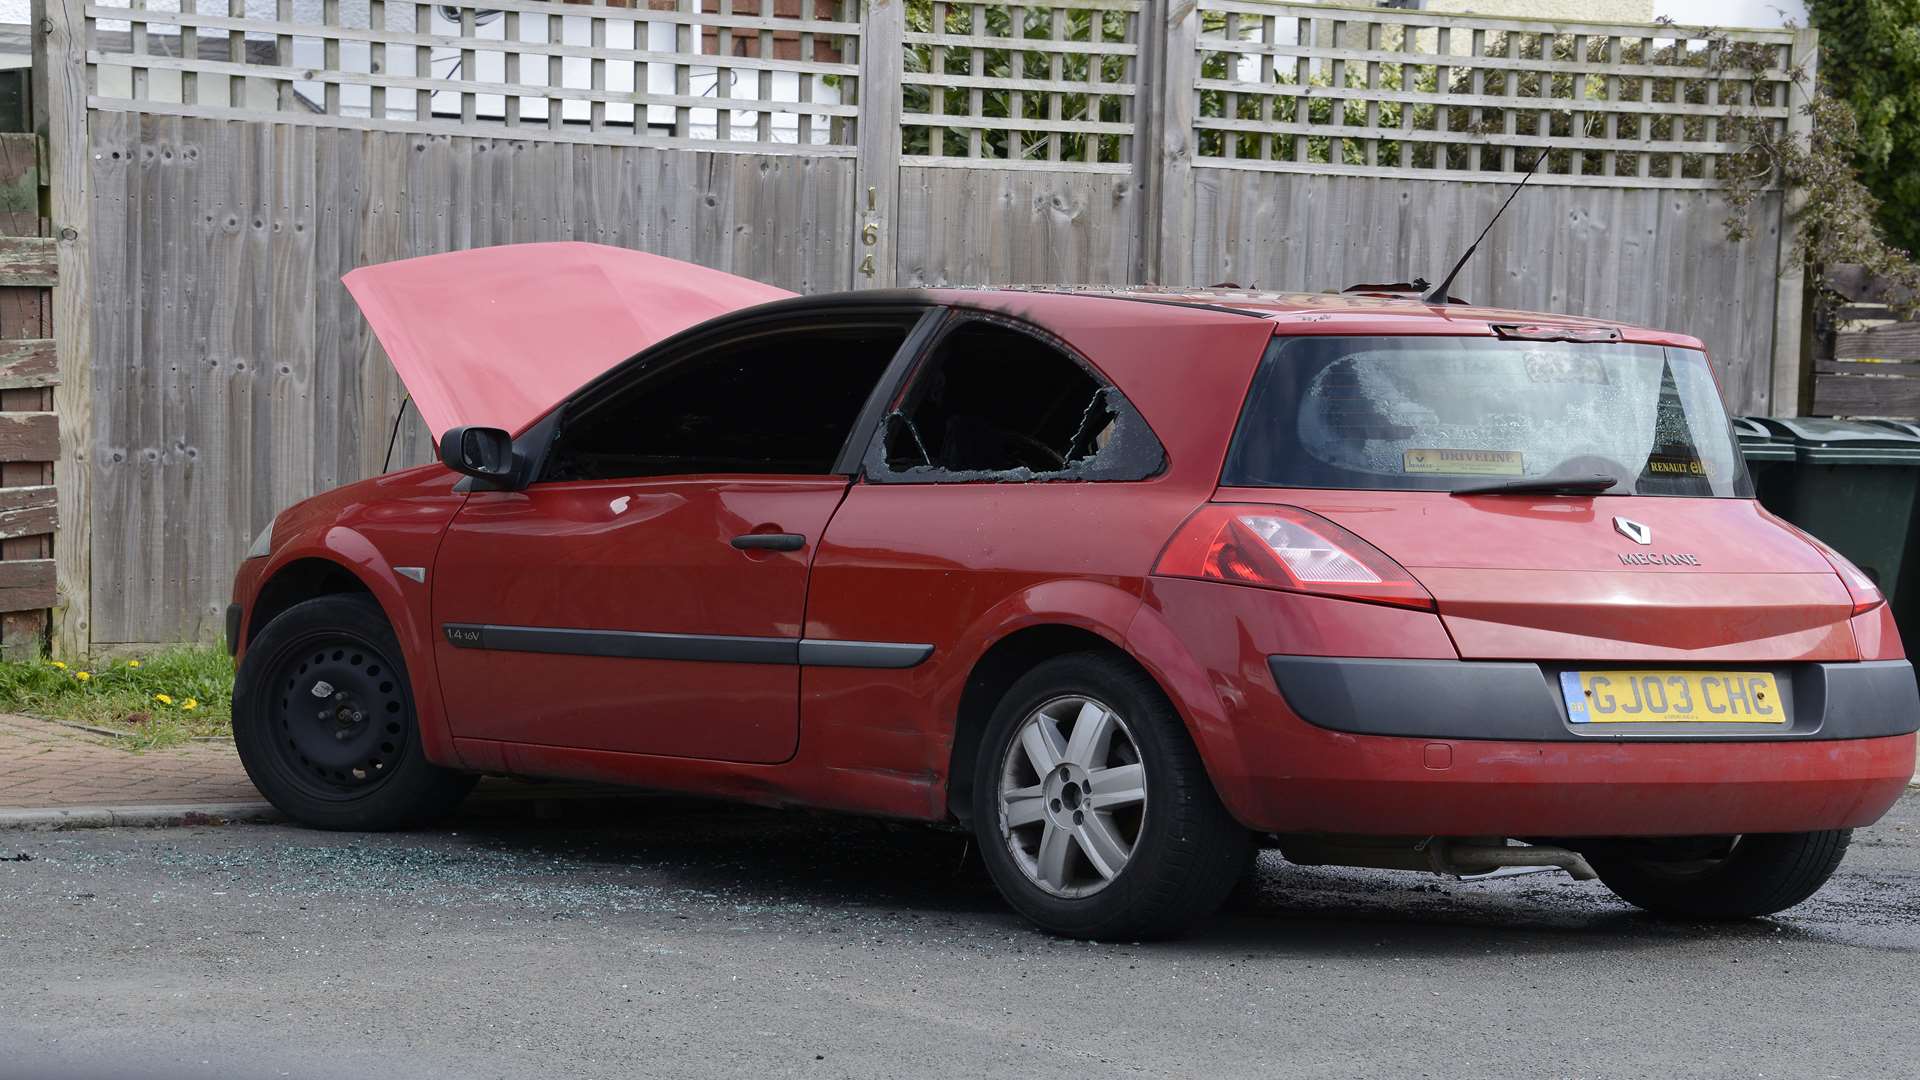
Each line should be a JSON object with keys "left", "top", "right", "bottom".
{"left": 971, "top": 651, "right": 1253, "bottom": 940}
{"left": 233, "top": 594, "right": 476, "bottom": 830}
{"left": 1592, "top": 830, "right": 1851, "bottom": 920}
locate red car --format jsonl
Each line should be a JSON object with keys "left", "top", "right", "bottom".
{"left": 229, "top": 242, "right": 1918, "bottom": 939}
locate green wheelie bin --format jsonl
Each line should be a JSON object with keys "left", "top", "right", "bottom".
{"left": 1731, "top": 416, "right": 1796, "bottom": 508}
{"left": 1741, "top": 417, "right": 1920, "bottom": 636}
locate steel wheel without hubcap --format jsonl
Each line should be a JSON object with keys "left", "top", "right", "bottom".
{"left": 236, "top": 594, "right": 475, "bottom": 830}
{"left": 997, "top": 694, "right": 1148, "bottom": 898}
{"left": 267, "top": 639, "right": 408, "bottom": 799}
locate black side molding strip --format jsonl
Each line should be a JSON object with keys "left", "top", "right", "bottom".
{"left": 443, "top": 624, "right": 932, "bottom": 669}
{"left": 451, "top": 624, "right": 796, "bottom": 664}
{"left": 795, "top": 639, "right": 934, "bottom": 669}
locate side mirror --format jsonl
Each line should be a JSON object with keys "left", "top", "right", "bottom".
{"left": 439, "top": 425, "right": 518, "bottom": 482}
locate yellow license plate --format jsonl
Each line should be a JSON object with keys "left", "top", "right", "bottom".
{"left": 1559, "top": 670, "right": 1785, "bottom": 725}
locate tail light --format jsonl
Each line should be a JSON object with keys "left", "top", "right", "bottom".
{"left": 1817, "top": 542, "right": 1885, "bottom": 617}
{"left": 1154, "top": 504, "right": 1434, "bottom": 610}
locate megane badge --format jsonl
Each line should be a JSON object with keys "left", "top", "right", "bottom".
{"left": 1614, "top": 516, "right": 1652, "bottom": 545}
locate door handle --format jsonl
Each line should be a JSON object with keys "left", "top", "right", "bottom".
{"left": 731, "top": 532, "right": 806, "bottom": 552}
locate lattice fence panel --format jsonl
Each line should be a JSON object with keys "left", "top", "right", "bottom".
{"left": 900, "top": 0, "right": 1141, "bottom": 173}
{"left": 1190, "top": 0, "right": 1800, "bottom": 189}
{"left": 85, "top": 0, "right": 864, "bottom": 153}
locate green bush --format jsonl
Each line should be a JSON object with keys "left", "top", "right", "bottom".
{"left": 1808, "top": 0, "right": 1920, "bottom": 259}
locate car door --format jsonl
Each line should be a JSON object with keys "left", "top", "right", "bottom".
{"left": 430, "top": 309, "right": 929, "bottom": 764}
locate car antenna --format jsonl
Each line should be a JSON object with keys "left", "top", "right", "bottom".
{"left": 1421, "top": 150, "right": 1548, "bottom": 306}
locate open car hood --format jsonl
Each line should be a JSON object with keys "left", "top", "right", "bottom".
{"left": 343, "top": 242, "right": 795, "bottom": 440}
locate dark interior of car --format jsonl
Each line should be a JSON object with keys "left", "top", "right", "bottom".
{"left": 884, "top": 321, "right": 1114, "bottom": 475}
{"left": 545, "top": 321, "right": 913, "bottom": 480}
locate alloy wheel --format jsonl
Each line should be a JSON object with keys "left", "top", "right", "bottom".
{"left": 997, "top": 694, "right": 1148, "bottom": 898}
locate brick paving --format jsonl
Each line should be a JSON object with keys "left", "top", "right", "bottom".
{"left": 0, "top": 713, "right": 260, "bottom": 809}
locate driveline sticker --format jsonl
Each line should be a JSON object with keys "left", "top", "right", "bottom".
{"left": 1403, "top": 448, "right": 1525, "bottom": 476}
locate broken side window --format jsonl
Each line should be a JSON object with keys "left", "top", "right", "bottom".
{"left": 868, "top": 316, "right": 1165, "bottom": 483}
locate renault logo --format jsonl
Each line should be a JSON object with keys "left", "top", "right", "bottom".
{"left": 1614, "top": 516, "right": 1653, "bottom": 545}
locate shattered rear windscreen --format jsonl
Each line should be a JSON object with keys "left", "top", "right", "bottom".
{"left": 1222, "top": 336, "right": 1753, "bottom": 497}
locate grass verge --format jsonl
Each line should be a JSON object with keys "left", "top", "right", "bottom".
{"left": 0, "top": 647, "right": 234, "bottom": 749}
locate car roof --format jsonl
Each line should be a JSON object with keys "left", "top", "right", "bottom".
{"left": 830, "top": 285, "right": 1707, "bottom": 352}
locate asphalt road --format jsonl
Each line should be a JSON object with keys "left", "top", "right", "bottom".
{"left": 3, "top": 790, "right": 1917, "bottom": 1080}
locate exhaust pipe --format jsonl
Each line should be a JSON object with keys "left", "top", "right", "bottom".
{"left": 1424, "top": 838, "right": 1597, "bottom": 881}
{"left": 1278, "top": 835, "right": 1599, "bottom": 881}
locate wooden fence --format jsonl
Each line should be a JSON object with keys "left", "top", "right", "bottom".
{"left": 32, "top": 0, "right": 1815, "bottom": 650}
{"left": 1812, "top": 265, "right": 1920, "bottom": 417}
{"left": 0, "top": 83, "right": 59, "bottom": 661}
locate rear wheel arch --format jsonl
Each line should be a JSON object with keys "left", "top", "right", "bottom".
{"left": 946, "top": 624, "right": 1178, "bottom": 824}
{"left": 969, "top": 649, "right": 1254, "bottom": 938}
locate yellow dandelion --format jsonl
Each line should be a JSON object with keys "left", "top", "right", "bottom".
{"left": 48, "top": 660, "right": 65, "bottom": 670}
{"left": 74, "top": 671, "right": 91, "bottom": 682}
{"left": 126, "top": 659, "right": 141, "bottom": 668}
{"left": 181, "top": 698, "right": 199, "bottom": 711}
{"left": 153, "top": 693, "right": 174, "bottom": 706}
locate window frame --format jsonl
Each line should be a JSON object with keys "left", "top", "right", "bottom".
{"left": 857, "top": 308, "right": 1168, "bottom": 485}
{"left": 516, "top": 300, "right": 944, "bottom": 486}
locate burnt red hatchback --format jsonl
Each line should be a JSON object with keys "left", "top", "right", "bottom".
{"left": 230, "top": 243, "right": 1918, "bottom": 939}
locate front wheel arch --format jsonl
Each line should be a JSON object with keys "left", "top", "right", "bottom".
{"left": 241, "top": 532, "right": 460, "bottom": 768}
{"left": 248, "top": 557, "right": 376, "bottom": 648}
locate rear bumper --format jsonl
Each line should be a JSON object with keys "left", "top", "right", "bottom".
{"left": 1239, "top": 655, "right": 1918, "bottom": 836}
{"left": 1132, "top": 579, "right": 1917, "bottom": 838}
{"left": 1229, "top": 731, "right": 1915, "bottom": 838}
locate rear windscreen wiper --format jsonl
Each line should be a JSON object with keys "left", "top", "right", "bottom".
{"left": 1450, "top": 474, "right": 1620, "bottom": 497}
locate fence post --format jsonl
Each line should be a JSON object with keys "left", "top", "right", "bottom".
{"left": 1767, "top": 26, "right": 1818, "bottom": 417}
{"left": 853, "top": 0, "right": 902, "bottom": 289}
{"left": 30, "top": 0, "right": 89, "bottom": 658}
{"left": 1151, "top": 0, "right": 1196, "bottom": 286}
{"left": 1130, "top": 0, "right": 1162, "bottom": 282}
